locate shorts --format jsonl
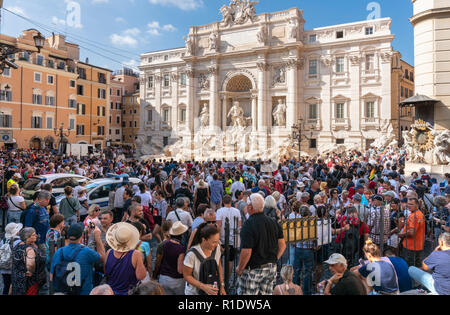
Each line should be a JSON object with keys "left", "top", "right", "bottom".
{"left": 154, "top": 215, "right": 162, "bottom": 226}
{"left": 221, "top": 245, "right": 236, "bottom": 262}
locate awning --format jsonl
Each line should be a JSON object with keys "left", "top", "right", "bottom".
{"left": 400, "top": 94, "right": 440, "bottom": 107}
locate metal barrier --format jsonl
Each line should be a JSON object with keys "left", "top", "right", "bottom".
{"left": 221, "top": 199, "right": 446, "bottom": 295}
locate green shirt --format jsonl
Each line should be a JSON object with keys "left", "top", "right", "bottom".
{"left": 59, "top": 197, "right": 81, "bottom": 219}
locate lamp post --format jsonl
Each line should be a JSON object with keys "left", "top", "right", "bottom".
{"left": 54, "top": 123, "right": 71, "bottom": 156}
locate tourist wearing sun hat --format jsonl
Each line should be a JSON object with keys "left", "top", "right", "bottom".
{"left": 0, "top": 223, "right": 23, "bottom": 295}
{"left": 104, "top": 222, "right": 147, "bottom": 295}
{"left": 154, "top": 221, "right": 188, "bottom": 295}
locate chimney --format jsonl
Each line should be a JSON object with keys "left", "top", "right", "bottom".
{"left": 85, "top": 57, "right": 89, "bottom": 64}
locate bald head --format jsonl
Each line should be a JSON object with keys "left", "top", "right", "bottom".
{"left": 249, "top": 193, "right": 264, "bottom": 214}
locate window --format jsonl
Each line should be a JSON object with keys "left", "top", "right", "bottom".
{"left": 0, "top": 87, "right": 12, "bottom": 101}
{"left": 309, "top": 60, "right": 318, "bottom": 77}
{"left": 410, "top": 72, "right": 414, "bottom": 82}
{"left": 148, "top": 76, "right": 154, "bottom": 88}
{"left": 366, "top": 101, "right": 375, "bottom": 118}
{"left": 163, "top": 137, "right": 169, "bottom": 146}
{"left": 164, "top": 55, "right": 169, "bottom": 61}
{"left": 309, "top": 103, "right": 318, "bottom": 119}
{"left": 148, "top": 57, "right": 153, "bottom": 63}
{"left": 134, "top": 121, "right": 137, "bottom": 128}
{"left": 32, "top": 93, "right": 42, "bottom": 105}
{"left": 47, "top": 59, "right": 54, "bottom": 68}
{"left": 77, "top": 103, "right": 86, "bottom": 115}
{"left": 46, "top": 117, "right": 53, "bottom": 129}
{"left": 409, "top": 89, "right": 413, "bottom": 98}
{"left": 180, "top": 108, "right": 186, "bottom": 122}
{"left": 309, "top": 139, "right": 317, "bottom": 149}
{"left": 57, "top": 61, "right": 66, "bottom": 70}
{"left": 36, "top": 55, "right": 44, "bottom": 66}
{"left": 31, "top": 116, "right": 42, "bottom": 129}
{"left": 97, "top": 126, "right": 105, "bottom": 135}
{"left": 336, "top": 139, "right": 345, "bottom": 144}
{"left": 117, "top": 89, "right": 120, "bottom": 96}
{"left": 77, "top": 85, "right": 84, "bottom": 96}
{"left": 336, "top": 31, "right": 344, "bottom": 39}
{"left": 163, "top": 109, "right": 169, "bottom": 123}
{"left": 365, "top": 54, "right": 374, "bottom": 72}
{"left": 45, "top": 95, "right": 55, "bottom": 106}
{"left": 401, "top": 87, "right": 404, "bottom": 97}
{"left": 365, "top": 27, "right": 374, "bottom": 35}
{"left": 2, "top": 67, "right": 11, "bottom": 76}
{"left": 77, "top": 67, "right": 86, "bottom": 79}
{"left": 76, "top": 125, "right": 85, "bottom": 135}
{"left": 98, "top": 73, "right": 106, "bottom": 84}
{"left": 47, "top": 75, "right": 54, "bottom": 84}
{"left": 20, "top": 51, "right": 30, "bottom": 62}
{"left": 69, "top": 80, "right": 76, "bottom": 88}
{"left": 34, "top": 72, "right": 42, "bottom": 83}
{"left": 405, "top": 69, "right": 409, "bottom": 80}
{"left": 405, "top": 88, "right": 409, "bottom": 98}
{"left": 163, "top": 74, "right": 170, "bottom": 87}
{"left": 336, "top": 57, "right": 345, "bottom": 73}
{"left": 116, "top": 116, "right": 120, "bottom": 124}
{"left": 147, "top": 110, "right": 152, "bottom": 122}
{"left": 115, "top": 129, "right": 120, "bottom": 135}
{"left": 69, "top": 118, "right": 75, "bottom": 130}
{"left": 0, "top": 114, "right": 12, "bottom": 128}
{"left": 309, "top": 34, "right": 317, "bottom": 43}
{"left": 97, "top": 88, "right": 106, "bottom": 99}
{"left": 336, "top": 103, "right": 345, "bottom": 119}
{"left": 181, "top": 73, "right": 187, "bottom": 86}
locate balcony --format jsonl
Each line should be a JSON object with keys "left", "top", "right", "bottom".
{"left": 332, "top": 118, "right": 350, "bottom": 131}
{"left": 305, "top": 119, "right": 322, "bottom": 130}
{"left": 361, "top": 117, "right": 380, "bottom": 130}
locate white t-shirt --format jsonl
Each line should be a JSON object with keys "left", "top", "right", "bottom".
{"left": 7, "top": 195, "right": 25, "bottom": 211}
{"left": 230, "top": 181, "right": 245, "bottom": 201}
{"left": 137, "top": 191, "right": 152, "bottom": 207}
{"left": 166, "top": 208, "right": 193, "bottom": 228}
{"left": 183, "top": 244, "right": 222, "bottom": 295}
{"left": 216, "top": 206, "right": 241, "bottom": 245}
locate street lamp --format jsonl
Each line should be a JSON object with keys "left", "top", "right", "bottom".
{"left": 54, "top": 123, "right": 71, "bottom": 156}
{"left": 33, "top": 32, "right": 45, "bottom": 53}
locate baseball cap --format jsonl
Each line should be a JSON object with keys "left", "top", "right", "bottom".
{"left": 372, "top": 195, "right": 384, "bottom": 202}
{"left": 355, "top": 184, "right": 364, "bottom": 190}
{"left": 382, "top": 191, "right": 395, "bottom": 198}
{"left": 67, "top": 223, "right": 84, "bottom": 240}
{"left": 353, "top": 193, "right": 362, "bottom": 202}
{"left": 324, "top": 253, "right": 347, "bottom": 266}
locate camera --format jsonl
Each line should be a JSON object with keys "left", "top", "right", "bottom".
{"left": 89, "top": 222, "right": 96, "bottom": 230}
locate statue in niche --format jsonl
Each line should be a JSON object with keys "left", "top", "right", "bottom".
{"left": 184, "top": 35, "right": 193, "bottom": 55}
{"left": 198, "top": 73, "right": 210, "bottom": 90}
{"left": 227, "top": 101, "right": 246, "bottom": 128}
{"left": 272, "top": 99, "right": 287, "bottom": 127}
{"left": 273, "top": 66, "right": 286, "bottom": 85}
{"left": 199, "top": 104, "right": 209, "bottom": 128}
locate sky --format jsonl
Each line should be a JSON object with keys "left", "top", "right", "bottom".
{"left": 0, "top": 0, "right": 416, "bottom": 72}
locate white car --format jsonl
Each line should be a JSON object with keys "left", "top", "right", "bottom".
{"left": 56, "top": 175, "right": 142, "bottom": 211}
{"left": 23, "top": 174, "right": 91, "bottom": 201}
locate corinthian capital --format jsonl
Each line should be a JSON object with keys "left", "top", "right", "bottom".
{"left": 380, "top": 51, "right": 393, "bottom": 64}
{"left": 208, "top": 66, "right": 218, "bottom": 75}
{"left": 256, "top": 61, "right": 269, "bottom": 72}
{"left": 349, "top": 55, "right": 362, "bottom": 66}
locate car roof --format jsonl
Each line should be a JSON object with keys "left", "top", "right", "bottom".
{"left": 88, "top": 177, "right": 142, "bottom": 185}
{"left": 27, "top": 174, "right": 89, "bottom": 181}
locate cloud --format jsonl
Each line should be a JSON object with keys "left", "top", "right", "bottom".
{"left": 115, "top": 17, "right": 125, "bottom": 23}
{"left": 110, "top": 33, "right": 138, "bottom": 47}
{"left": 147, "top": 21, "right": 177, "bottom": 36}
{"left": 148, "top": 0, "right": 204, "bottom": 11}
{"left": 123, "top": 28, "right": 141, "bottom": 36}
{"left": 5, "top": 6, "right": 28, "bottom": 18}
{"left": 92, "top": 0, "right": 109, "bottom": 3}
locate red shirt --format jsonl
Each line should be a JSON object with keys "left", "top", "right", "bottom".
{"left": 335, "top": 215, "right": 369, "bottom": 243}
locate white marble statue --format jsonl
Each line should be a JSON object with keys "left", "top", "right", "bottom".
{"left": 273, "top": 66, "right": 286, "bottom": 85}
{"left": 432, "top": 129, "right": 450, "bottom": 165}
{"left": 199, "top": 104, "right": 209, "bottom": 128}
{"left": 184, "top": 35, "right": 193, "bottom": 55}
{"left": 287, "top": 18, "right": 299, "bottom": 40}
{"left": 220, "top": 0, "right": 258, "bottom": 27}
{"left": 371, "top": 120, "right": 396, "bottom": 149}
{"left": 272, "top": 99, "right": 287, "bottom": 127}
{"left": 198, "top": 73, "right": 210, "bottom": 90}
{"left": 227, "top": 101, "right": 246, "bottom": 128}
{"left": 256, "top": 24, "right": 268, "bottom": 45}
{"left": 220, "top": 5, "right": 234, "bottom": 27}
{"left": 209, "top": 32, "right": 219, "bottom": 51}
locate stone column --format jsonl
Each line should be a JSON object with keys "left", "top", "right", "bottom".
{"left": 208, "top": 65, "right": 218, "bottom": 130}
{"left": 186, "top": 68, "right": 195, "bottom": 133}
{"left": 256, "top": 61, "right": 268, "bottom": 131}
{"left": 251, "top": 94, "right": 257, "bottom": 132}
{"left": 286, "top": 58, "right": 299, "bottom": 129}
{"left": 349, "top": 55, "right": 361, "bottom": 133}
{"left": 380, "top": 52, "right": 393, "bottom": 121}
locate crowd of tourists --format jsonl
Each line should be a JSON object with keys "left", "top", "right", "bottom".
{"left": 0, "top": 146, "right": 449, "bottom": 295}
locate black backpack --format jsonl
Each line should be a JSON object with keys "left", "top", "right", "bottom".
{"left": 342, "top": 221, "right": 361, "bottom": 257}
{"left": 189, "top": 247, "right": 220, "bottom": 295}
{"left": 53, "top": 246, "right": 84, "bottom": 295}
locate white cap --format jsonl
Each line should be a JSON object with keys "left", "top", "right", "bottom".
{"left": 324, "top": 253, "right": 347, "bottom": 266}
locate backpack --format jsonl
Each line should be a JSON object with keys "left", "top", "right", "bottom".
{"left": 20, "top": 206, "right": 39, "bottom": 226}
{"left": 53, "top": 246, "right": 84, "bottom": 295}
{"left": 0, "top": 238, "right": 13, "bottom": 269}
{"left": 342, "top": 220, "right": 361, "bottom": 258}
{"left": 189, "top": 247, "right": 220, "bottom": 295}
{"left": 142, "top": 205, "right": 155, "bottom": 231}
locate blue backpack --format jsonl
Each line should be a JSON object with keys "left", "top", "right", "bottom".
{"left": 53, "top": 246, "right": 84, "bottom": 295}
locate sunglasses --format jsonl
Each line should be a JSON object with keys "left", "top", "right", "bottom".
{"left": 206, "top": 221, "right": 217, "bottom": 224}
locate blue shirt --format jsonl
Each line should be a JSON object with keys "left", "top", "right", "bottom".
{"left": 24, "top": 204, "right": 50, "bottom": 245}
{"left": 359, "top": 260, "right": 399, "bottom": 293}
{"left": 387, "top": 256, "right": 412, "bottom": 293}
{"left": 424, "top": 250, "right": 450, "bottom": 295}
{"left": 50, "top": 243, "right": 100, "bottom": 295}
{"left": 192, "top": 217, "right": 205, "bottom": 231}
{"left": 210, "top": 180, "right": 224, "bottom": 204}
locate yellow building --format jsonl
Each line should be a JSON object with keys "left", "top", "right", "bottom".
{"left": 0, "top": 30, "right": 79, "bottom": 149}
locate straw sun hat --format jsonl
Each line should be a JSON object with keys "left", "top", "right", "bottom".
{"left": 106, "top": 222, "right": 140, "bottom": 253}
{"left": 169, "top": 221, "right": 188, "bottom": 236}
